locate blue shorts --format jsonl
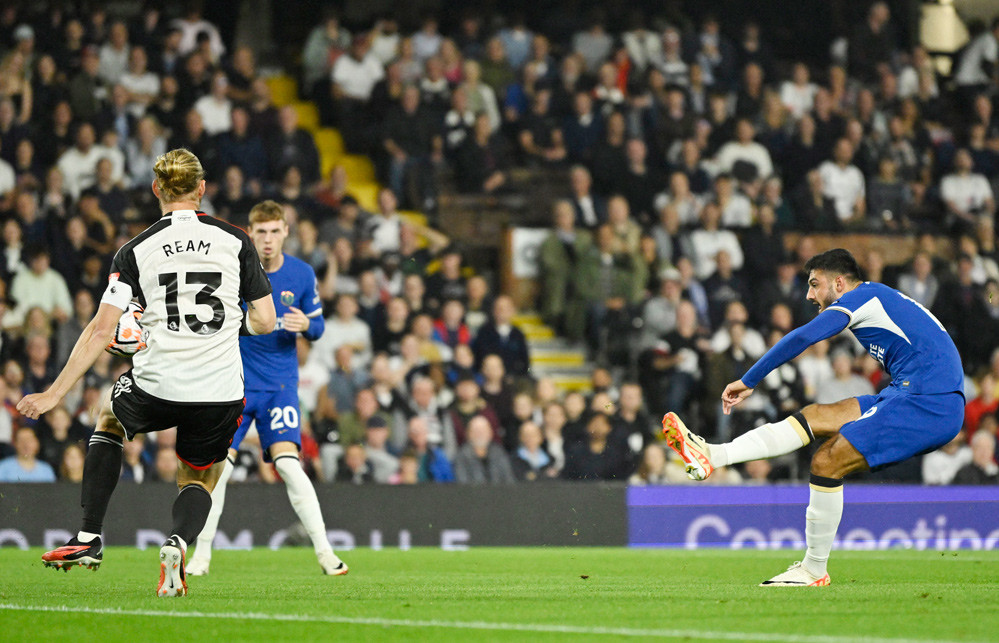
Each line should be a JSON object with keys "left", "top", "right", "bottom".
{"left": 230, "top": 387, "right": 301, "bottom": 461}
{"left": 840, "top": 387, "right": 964, "bottom": 471}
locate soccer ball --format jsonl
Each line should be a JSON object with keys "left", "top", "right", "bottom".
{"left": 106, "top": 302, "right": 147, "bottom": 357}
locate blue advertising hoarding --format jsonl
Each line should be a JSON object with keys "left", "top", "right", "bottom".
{"left": 629, "top": 485, "right": 999, "bottom": 550}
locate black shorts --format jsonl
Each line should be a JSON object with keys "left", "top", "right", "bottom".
{"left": 109, "top": 369, "right": 245, "bottom": 470}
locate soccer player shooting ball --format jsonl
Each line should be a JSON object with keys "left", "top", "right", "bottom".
{"left": 662, "top": 248, "right": 964, "bottom": 586}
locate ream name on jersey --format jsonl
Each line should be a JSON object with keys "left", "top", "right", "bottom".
{"left": 162, "top": 239, "right": 212, "bottom": 257}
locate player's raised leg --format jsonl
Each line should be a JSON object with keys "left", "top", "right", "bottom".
{"left": 42, "top": 392, "right": 123, "bottom": 571}
{"left": 663, "top": 398, "right": 860, "bottom": 480}
{"left": 271, "top": 441, "right": 348, "bottom": 575}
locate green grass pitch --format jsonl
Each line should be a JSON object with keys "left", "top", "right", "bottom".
{"left": 1, "top": 547, "right": 997, "bottom": 642}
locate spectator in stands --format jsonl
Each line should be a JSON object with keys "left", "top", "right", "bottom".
{"left": 332, "top": 32, "right": 384, "bottom": 151}
{"left": 518, "top": 88, "right": 566, "bottom": 167}
{"left": 563, "top": 412, "right": 630, "bottom": 480}
{"left": 933, "top": 254, "right": 994, "bottom": 372}
{"left": 572, "top": 11, "right": 613, "bottom": 73}
{"left": 953, "top": 18, "right": 999, "bottom": 110}
{"left": 473, "top": 295, "right": 530, "bottom": 377}
{"left": 539, "top": 199, "right": 592, "bottom": 338}
{"left": 575, "top": 223, "right": 645, "bottom": 364}
{"left": 194, "top": 70, "right": 232, "bottom": 136}
{"left": 923, "top": 431, "right": 972, "bottom": 485}
{"left": 314, "top": 294, "right": 373, "bottom": 372}
{"left": 715, "top": 118, "right": 773, "bottom": 183}
{"left": 687, "top": 201, "right": 744, "bottom": 280}
{"left": 567, "top": 165, "right": 606, "bottom": 231}
{"left": 433, "top": 299, "right": 470, "bottom": 351}
{"left": 819, "top": 138, "right": 866, "bottom": 227}
{"left": 815, "top": 351, "right": 876, "bottom": 404}
{"left": 780, "top": 62, "right": 817, "bottom": 120}
{"left": 965, "top": 373, "right": 999, "bottom": 439}
{"left": 632, "top": 443, "right": 676, "bottom": 485}
{"left": 335, "top": 443, "right": 374, "bottom": 484}
{"left": 848, "top": 1, "right": 895, "bottom": 84}
{"left": 704, "top": 250, "right": 748, "bottom": 329}
{"left": 563, "top": 91, "right": 602, "bottom": 165}
{"left": 119, "top": 433, "right": 148, "bottom": 483}
{"left": 442, "top": 86, "right": 475, "bottom": 161}
{"left": 460, "top": 59, "right": 500, "bottom": 133}
{"left": 620, "top": 139, "right": 660, "bottom": 226}
{"left": 404, "top": 414, "right": 454, "bottom": 483}
{"left": 897, "top": 251, "right": 940, "bottom": 310}
{"left": 614, "top": 382, "right": 654, "bottom": 459}
{"left": 302, "top": 9, "right": 351, "bottom": 97}
{"left": 455, "top": 112, "right": 508, "bottom": 194}
{"left": 267, "top": 105, "right": 320, "bottom": 186}
{"left": 382, "top": 84, "right": 438, "bottom": 210}
{"left": 605, "top": 195, "right": 641, "bottom": 256}
{"left": 36, "top": 404, "right": 87, "bottom": 471}
{"left": 0, "top": 426, "right": 56, "bottom": 482}
{"left": 57, "top": 122, "right": 103, "bottom": 199}
{"left": 713, "top": 173, "right": 754, "bottom": 229}
{"left": 510, "top": 421, "right": 552, "bottom": 481}
{"left": 444, "top": 374, "right": 501, "bottom": 446}
{"left": 126, "top": 115, "right": 167, "bottom": 189}
{"left": 454, "top": 415, "right": 515, "bottom": 484}
{"left": 212, "top": 165, "right": 254, "bottom": 226}
{"left": 654, "top": 172, "right": 703, "bottom": 230}
{"left": 952, "top": 430, "right": 998, "bottom": 485}
{"left": 362, "top": 417, "right": 398, "bottom": 484}
{"left": 940, "top": 149, "right": 994, "bottom": 236}
{"left": 9, "top": 245, "right": 72, "bottom": 328}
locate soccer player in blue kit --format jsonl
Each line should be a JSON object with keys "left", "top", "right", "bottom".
{"left": 663, "top": 249, "right": 964, "bottom": 586}
{"left": 187, "top": 200, "right": 347, "bottom": 576}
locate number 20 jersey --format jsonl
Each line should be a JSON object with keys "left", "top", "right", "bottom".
{"left": 101, "top": 210, "right": 272, "bottom": 403}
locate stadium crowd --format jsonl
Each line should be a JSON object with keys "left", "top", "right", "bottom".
{"left": 0, "top": 1, "right": 997, "bottom": 487}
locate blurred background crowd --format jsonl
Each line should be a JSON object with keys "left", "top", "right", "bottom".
{"left": 0, "top": 0, "right": 997, "bottom": 488}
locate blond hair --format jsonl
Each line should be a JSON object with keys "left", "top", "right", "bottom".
{"left": 248, "top": 200, "right": 287, "bottom": 226}
{"left": 153, "top": 148, "right": 204, "bottom": 203}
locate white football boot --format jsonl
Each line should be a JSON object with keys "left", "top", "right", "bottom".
{"left": 318, "top": 550, "right": 349, "bottom": 576}
{"left": 185, "top": 554, "right": 210, "bottom": 576}
{"left": 760, "top": 561, "right": 831, "bottom": 587}
{"left": 157, "top": 537, "right": 188, "bottom": 597}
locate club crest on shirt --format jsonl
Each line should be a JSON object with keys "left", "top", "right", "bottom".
{"left": 280, "top": 291, "right": 295, "bottom": 306}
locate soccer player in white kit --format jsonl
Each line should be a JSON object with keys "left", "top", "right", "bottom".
{"left": 20, "top": 149, "right": 276, "bottom": 597}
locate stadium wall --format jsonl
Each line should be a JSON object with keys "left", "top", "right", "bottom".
{"left": 2, "top": 484, "right": 998, "bottom": 550}
{"left": 0, "top": 483, "right": 626, "bottom": 549}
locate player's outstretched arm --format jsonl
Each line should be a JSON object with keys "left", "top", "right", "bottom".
{"left": 721, "top": 379, "right": 754, "bottom": 415}
{"left": 17, "top": 303, "right": 122, "bottom": 419}
{"left": 245, "top": 294, "right": 277, "bottom": 335}
{"left": 733, "top": 309, "right": 851, "bottom": 413}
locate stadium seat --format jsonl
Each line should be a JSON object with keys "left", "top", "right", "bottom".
{"left": 314, "top": 128, "right": 345, "bottom": 158}
{"left": 349, "top": 181, "right": 379, "bottom": 211}
{"left": 340, "top": 155, "right": 376, "bottom": 183}
{"left": 264, "top": 75, "right": 297, "bottom": 107}
{"left": 291, "top": 102, "right": 320, "bottom": 133}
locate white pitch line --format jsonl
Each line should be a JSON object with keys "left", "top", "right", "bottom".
{"left": 0, "top": 603, "right": 982, "bottom": 643}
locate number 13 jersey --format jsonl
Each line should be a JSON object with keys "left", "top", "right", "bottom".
{"left": 101, "top": 210, "right": 272, "bottom": 403}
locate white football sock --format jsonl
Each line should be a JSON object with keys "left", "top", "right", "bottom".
{"left": 275, "top": 454, "right": 333, "bottom": 555}
{"left": 77, "top": 531, "right": 101, "bottom": 543}
{"left": 803, "top": 476, "right": 844, "bottom": 578}
{"left": 190, "top": 457, "right": 234, "bottom": 564}
{"left": 710, "top": 415, "right": 812, "bottom": 467}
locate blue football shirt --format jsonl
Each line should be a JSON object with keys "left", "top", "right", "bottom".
{"left": 743, "top": 282, "right": 964, "bottom": 395}
{"left": 240, "top": 254, "right": 324, "bottom": 391}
